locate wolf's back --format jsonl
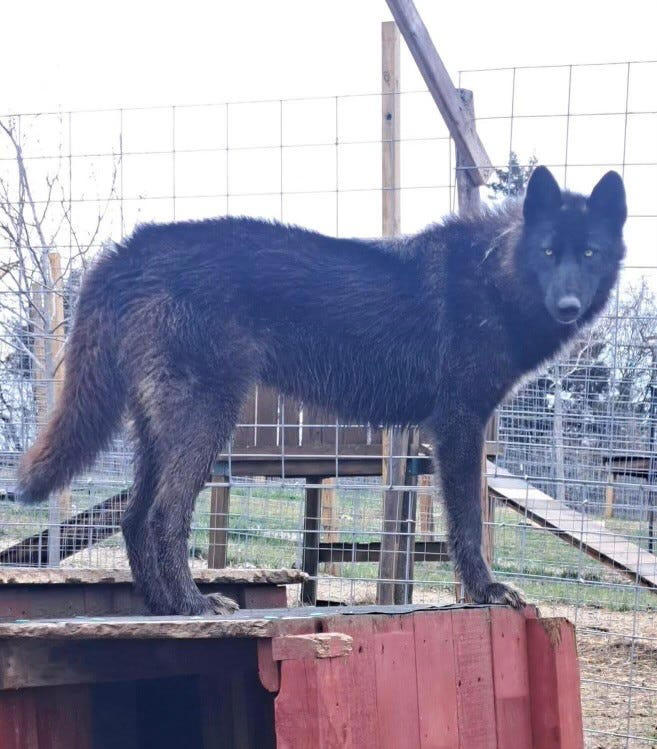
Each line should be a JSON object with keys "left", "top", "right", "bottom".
{"left": 17, "top": 249, "right": 126, "bottom": 503}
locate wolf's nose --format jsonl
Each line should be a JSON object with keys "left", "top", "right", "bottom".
{"left": 557, "top": 295, "right": 581, "bottom": 319}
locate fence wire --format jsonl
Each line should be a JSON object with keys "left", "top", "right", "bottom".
{"left": 0, "top": 60, "right": 656, "bottom": 747}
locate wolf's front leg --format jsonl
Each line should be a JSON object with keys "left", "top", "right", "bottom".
{"left": 432, "top": 406, "right": 525, "bottom": 608}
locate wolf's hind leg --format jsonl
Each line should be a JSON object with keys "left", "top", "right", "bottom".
{"left": 147, "top": 385, "right": 247, "bottom": 616}
{"left": 121, "top": 407, "right": 172, "bottom": 615}
{"left": 434, "top": 407, "right": 525, "bottom": 609}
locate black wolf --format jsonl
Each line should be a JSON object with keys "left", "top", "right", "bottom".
{"left": 17, "top": 166, "right": 626, "bottom": 615}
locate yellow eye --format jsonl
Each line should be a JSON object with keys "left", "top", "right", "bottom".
{"left": 544, "top": 248, "right": 553, "bottom": 256}
{"left": 584, "top": 248, "right": 595, "bottom": 258}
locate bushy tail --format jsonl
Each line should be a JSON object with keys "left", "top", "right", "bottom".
{"left": 17, "top": 257, "right": 126, "bottom": 503}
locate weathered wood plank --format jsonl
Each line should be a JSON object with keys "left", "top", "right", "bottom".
{"left": 384, "top": 0, "right": 492, "bottom": 185}
{"left": 275, "top": 659, "right": 319, "bottom": 749}
{"left": 0, "top": 638, "right": 258, "bottom": 690}
{"left": 316, "top": 653, "right": 354, "bottom": 749}
{"left": 413, "top": 610, "right": 459, "bottom": 749}
{"left": 0, "top": 613, "right": 299, "bottom": 642}
{"left": 0, "top": 566, "right": 307, "bottom": 586}
{"left": 373, "top": 615, "right": 421, "bottom": 749}
{"left": 318, "top": 539, "right": 447, "bottom": 563}
{"left": 272, "top": 633, "right": 352, "bottom": 661}
{"left": 208, "top": 474, "right": 230, "bottom": 569}
{"left": 0, "top": 684, "right": 95, "bottom": 749}
{"left": 378, "top": 21, "right": 404, "bottom": 607}
{"left": 490, "top": 608, "right": 532, "bottom": 749}
{"left": 451, "top": 608, "right": 497, "bottom": 748}
{"left": 321, "top": 614, "right": 380, "bottom": 749}
{"left": 487, "top": 461, "right": 657, "bottom": 588}
{"left": 526, "top": 617, "right": 584, "bottom": 749}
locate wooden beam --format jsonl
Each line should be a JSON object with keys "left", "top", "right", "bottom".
{"left": 417, "top": 473, "right": 435, "bottom": 539}
{"left": 526, "top": 618, "right": 584, "bottom": 748}
{"left": 604, "top": 472, "right": 615, "bottom": 519}
{"left": 384, "top": 0, "right": 492, "bottom": 185}
{"left": 49, "top": 252, "right": 72, "bottom": 521}
{"left": 318, "top": 539, "right": 447, "bottom": 563}
{"left": 381, "top": 20, "right": 400, "bottom": 236}
{"left": 208, "top": 474, "right": 230, "bottom": 569}
{"left": 378, "top": 21, "right": 406, "bottom": 605}
{"left": 271, "top": 633, "right": 352, "bottom": 661}
{"left": 320, "top": 477, "right": 340, "bottom": 576}
{"left": 455, "top": 89, "right": 483, "bottom": 216}
{"left": 302, "top": 480, "right": 321, "bottom": 604}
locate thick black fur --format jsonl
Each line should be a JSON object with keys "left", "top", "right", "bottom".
{"left": 17, "top": 167, "right": 626, "bottom": 615}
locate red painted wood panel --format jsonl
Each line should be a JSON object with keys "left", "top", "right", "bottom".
{"left": 526, "top": 618, "right": 584, "bottom": 749}
{"left": 316, "top": 655, "right": 353, "bottom": 748}
{"left": 413, "top": 610, "right": 459, "bottom": 749}
{"left": 0, "top": 688, "right": 39, "bottom": 749}
{"left": 322, "top": 615, "right": 380, "bottom": 749}
{"left": 0, "top": 685, "right": 93, "bottom": 749}
{"left": 275, "top": 658, "right": 320, "bottom": 749}
{"left": 490, "top": 608, "right": 532, "bottom": 749}
{"left": 451, "top": 609, "right": 497, "bottom": 749}
{"left": 272, "top": 607, "right": 583, "bottom": 749}
{"left": 373, "top": 615, "right": 422, "bottom": 749}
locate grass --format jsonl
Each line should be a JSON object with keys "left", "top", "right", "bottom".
{"left": 1, "top": 479, "right": 655, "bottom": 612}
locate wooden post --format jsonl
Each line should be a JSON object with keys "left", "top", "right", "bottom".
{"left": 384, "top": 0, "right": 492, "bottom": 186}
{"left": 455, "top": 89, "right": 482, "bottom": 216}
{"left": 320, "top": 477, "right": 340, "bottom": 576}
{"left": 417, "top": 473, "right": 435, "bottom": 540}
{"left": 302, "top": 479, "right": 321, "bottom": 604}
{"left": 381, "top": 20, "right": 400, "bottom": 238}
{"left": 604, "top": 472, "right": 615, "bottom": 519}
{"left": 29, "top": 281, "right": 47, "bottom": 427}
{"left": 49, "top": 253, "right": 71, "bottom": 518}
{"left": 393, "top": 481, "right": 417, "bottom": 604}
{"left": 30, "top": 252, "right": 70, "bottom": 566}
{"left": 208, "top": 475, "right": 230, "bottom": 569}
{"left": 377, "top": 20, "right": 404, "bottom": 605}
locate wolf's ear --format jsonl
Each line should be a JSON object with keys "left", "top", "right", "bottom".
{"left": 588, "top": 171, "right": 627, "bottom": 231}
{"left": 523, "top": 166, "right": 562, "bottom": 222}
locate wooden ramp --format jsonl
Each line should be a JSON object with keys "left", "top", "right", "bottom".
{"left": 486, "top": 461, "right": 657, "bottom": 589}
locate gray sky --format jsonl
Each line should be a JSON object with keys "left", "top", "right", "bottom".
{"left": 4, "top": 1, "right": 655, "bottom": 113}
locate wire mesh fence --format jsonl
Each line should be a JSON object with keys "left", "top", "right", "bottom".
{"left": 0, "top": 60, "right": 656, "bottom": 746}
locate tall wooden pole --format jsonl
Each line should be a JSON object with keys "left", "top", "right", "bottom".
{"left": 384, "top": 0, "right": 491, "bottom": 186}
{"left": 377, "top": 21, "right": 407, "bottom": 605}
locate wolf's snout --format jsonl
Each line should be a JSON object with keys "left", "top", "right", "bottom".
{"left": 556, "top": 295, "right": 582, "bottom": 322}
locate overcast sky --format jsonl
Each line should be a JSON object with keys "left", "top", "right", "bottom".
{"left": 4, "top": 1, "right": 655, "bottom": 113}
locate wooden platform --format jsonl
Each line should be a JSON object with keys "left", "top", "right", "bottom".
{"left": 0, "top": 604, "right": 584, "bottom": 748}
{"left": 0, "top": 567, "right": 306, "bottom": 620}
{"left": 487, "top": 461, "right": 657, "bottom": 589}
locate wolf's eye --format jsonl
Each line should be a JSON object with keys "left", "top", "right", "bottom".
{"left": 584, "top": 248, "right": 596, "bottom": 258}
{"left": 544, "top": 248, "right": 553, "bottom": 256}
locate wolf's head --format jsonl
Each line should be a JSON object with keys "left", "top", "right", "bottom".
{"left": 516, "top": 166, "right": 626, "bottom": 325}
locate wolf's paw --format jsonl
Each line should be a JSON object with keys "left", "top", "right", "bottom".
{"left": 474, "top": 582, "right": 526, "bottom": 609}
{"left": 205, "top": 592, "right": 240, "bottom": 616}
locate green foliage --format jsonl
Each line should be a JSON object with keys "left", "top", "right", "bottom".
{"left": 489, "top": 152, "right": 538, "bottom": 199}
